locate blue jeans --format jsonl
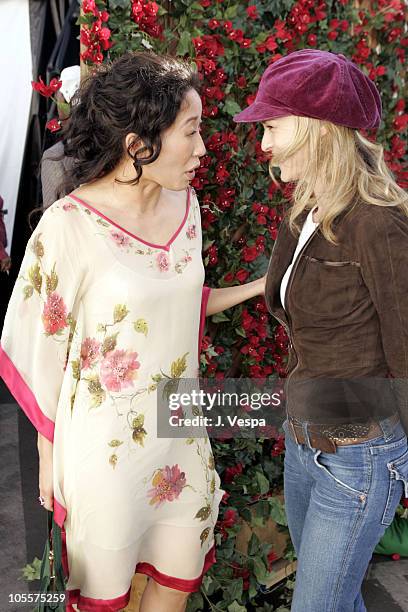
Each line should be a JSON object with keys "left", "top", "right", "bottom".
{"left": 282, "top": 415, "right": 408, "bottom": 612}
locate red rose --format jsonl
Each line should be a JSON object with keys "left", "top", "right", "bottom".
{"left": 394, "top": 114, "right": 408, "bottom": 131}
{"left": 32, "top": 76, "right": 62, "bottom": 98}
{"left": 236, "top": 269, "right": 249, "bottom": 283}
{"left": 222, "top": 508, "right": 238, "bottom": 527}
{"left": 267, "top": 549, "right": 279, "bottom": 570}
{"left": 242, "top": 245, "right": 259, "bottom": 262}
{"left": 46, "top": 118, "right": 61, "bottom": 133}
{"left": 224, "top": 463, "right": 243, "bottom": 483}
{"left": 265, "top": 36, "right": 277, "bottom": 52}
{"left": 82, "top": 0, "right": 97, "bottom": 14}
{"left": 99, "top": 27, "right": 111, "bottom": 40}
{"left": 246, "top": 5, "right": 258, "bottom": 19}
{"left": 223, "top": 20, "right": 233, "bottom": 33}
{"left": 221, "top": 491, "right": 230, "bottom": 504}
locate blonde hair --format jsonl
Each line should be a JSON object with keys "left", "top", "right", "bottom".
{"left": 269, "top": 116, "right": 408, "bottom": 244}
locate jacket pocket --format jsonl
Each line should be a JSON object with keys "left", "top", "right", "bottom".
{"left": 295, "top": 255, "right": 363, "bottom": 318}
{"left": 304, "top": 256, "right": 361, "bottom": 268}
{"left": 381, "top": 447, "right": 408, "bottom": 525}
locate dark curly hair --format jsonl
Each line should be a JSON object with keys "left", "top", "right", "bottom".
{"left": 62, "top": 51, "right": 201, "bottom": 192}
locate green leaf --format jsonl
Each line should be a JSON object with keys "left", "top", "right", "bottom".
{"left": 248, "top": 532, "right": 261, "bottom": 555}
{"left": 256, "top": 471, "right": 270, "bottom": 495}
{"left": 21, "top": 557, "right": 41, "bottom": 581}
{"left": 269, "top": 497, "right": 288, "bottom": 526}
{"left": 187, "top": 591, "right": 204, "bottom": 610}
{"left": 177, "top": 31, "right": 192, "bottom": 56}
{"left": 225, "top": 5, "right": 238, "bottom": 19}
{"left": 226, "top": 578, "right": 243, "bottom": 602}
{"left": 224, "top": 98, "right": 242, "bottom": 116}
{"left": 109, "top": 0, "right": 129, "bottom": 8}
{"left": 253, "top": 556, "right": 268, "bottom": 583}
{"left": 211, "top": 311, "right": 231, "bottom": 323}
{"left": 228, "top": 602, "right": 246, "bottom": 612}
{"left": 235, "top": 326, "right": 246, "bottom": 338}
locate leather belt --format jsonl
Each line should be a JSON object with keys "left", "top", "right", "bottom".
{"left": 287, "top": 413, "right": 400, "bottom": 453}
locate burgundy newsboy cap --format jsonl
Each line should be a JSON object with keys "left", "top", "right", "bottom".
{"left": 233, "top": 48, "right": 382, "bottom": 130}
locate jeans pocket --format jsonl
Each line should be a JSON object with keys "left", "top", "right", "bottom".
{"left": 381, "top": 447, "right": 408, "bottom": 526}
{"left": 313, "top": 449, "right": 368, "bottom": 500}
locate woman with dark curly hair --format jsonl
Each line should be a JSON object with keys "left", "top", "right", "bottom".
{"left": 0, "top": 52, "right": 265, "bottom": 611}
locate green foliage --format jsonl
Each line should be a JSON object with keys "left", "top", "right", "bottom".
{"left": 21, "top": 557, "right": 41, "bottom": 581}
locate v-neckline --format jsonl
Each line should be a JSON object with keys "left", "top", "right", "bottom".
{"left": 68, "top": 188, "right": 191, "bottom": 252}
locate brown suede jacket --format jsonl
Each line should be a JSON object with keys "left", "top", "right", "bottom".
{"left": 265, "top": 201, "right": 408, "bottom": 432}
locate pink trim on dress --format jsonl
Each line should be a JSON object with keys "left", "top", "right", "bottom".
{"left": 136, "top": 544, "right": 217, "bottom": 593}
{"left": 67, "top": 587, "right": 131, "bottom": 612}
{"left": 0, "top": 344, "right": 55, "bottom": 442}
{"left": 65, "top": 544, "right": 217, "bottom": 610}
{"left": 198, "top": 285, "right": 211, "bottom": 366}
{"left": 53, "top": 497, "right": 67, "bottom": 529}
{"left": 0, "top": 345, "right": 69, "bottom": 528}
{"left": 68, "top": 188, "right": 191, "bottom": 253}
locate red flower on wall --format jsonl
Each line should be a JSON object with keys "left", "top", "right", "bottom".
{"left": 31, "top": 77, "right": 62, "bottom": 98}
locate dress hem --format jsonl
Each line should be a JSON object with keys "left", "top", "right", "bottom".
{"left": 66, "top": 544, "right": 217, "bottom": 610}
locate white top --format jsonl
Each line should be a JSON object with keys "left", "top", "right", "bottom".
{"left": 280, "top": 208, "right": 319, "bottom": 311}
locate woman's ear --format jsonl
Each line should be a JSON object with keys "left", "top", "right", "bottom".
{"left": 320, "top": 125, "right": 328, "bottom": 137}
{"left": 125, "top": 132, "right": 144, "bottom": 158}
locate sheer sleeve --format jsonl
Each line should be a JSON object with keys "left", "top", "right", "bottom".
{"left": 0, "top": 204, "right": 83, "bottom": 442}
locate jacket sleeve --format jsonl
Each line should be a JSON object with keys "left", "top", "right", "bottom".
{"left": 357, "top": 207, "right": 408, "bottom": 427}
{"left": 0, "top": 205, "right": 83, "bottom": 442}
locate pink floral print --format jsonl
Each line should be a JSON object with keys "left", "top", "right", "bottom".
{"left": 80, "top": 337, "right": 101, "bottom": 369}
{"left": 100, "top": 349, "right": 140, "bottom": 392}
{"left": 186, "top": 225, "right": 196, "bottom": 240}
{"left": 156, "top": 251, "right": 170, "bottom": 272}
{"left": 148, "top": 464, "right": 187, "bottom": 507}
{"left": 62, "top": 202, "right": 77, "bottom": 212}
{"left": 42, "top": 292, "right": 68, "bottom": 335}
{"left": 110, "top": 230, "right": 131, "bottom": 248}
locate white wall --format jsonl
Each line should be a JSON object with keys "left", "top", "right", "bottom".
{"left": 0, "top": 0, "right": 32, "bottom": 251}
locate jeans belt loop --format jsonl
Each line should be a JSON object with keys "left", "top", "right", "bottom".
{"left": 289, "top": 419, "right": 300, "bottom": 444}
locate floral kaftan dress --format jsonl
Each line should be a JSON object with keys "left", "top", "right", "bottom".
{"left": 0, "top": 186, "right": 225, "bottom": 611}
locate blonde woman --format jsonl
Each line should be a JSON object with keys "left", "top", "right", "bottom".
{"left": 234, "top": 48, "right": 408, "bottom": 611}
